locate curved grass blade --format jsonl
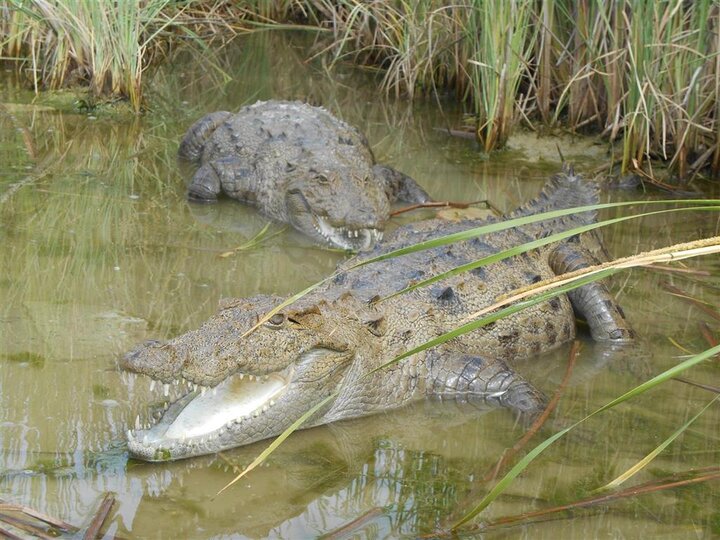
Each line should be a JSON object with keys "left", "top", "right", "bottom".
{"left": 217, "top": 392, "right": 337, "bottom": 495}
{"left": 451, "top": 342, "right": 720, "bottom": 530}
{"left": 598, "top": 394, "right": 720, "bottom": 492}
{"left": 379, "top": 206, "right": 720, "bottom": 303}
{"left": 376, "top": 236, "right": 720, "bottom": 372}
{"left": 242, "top": 201, "right": 720, "bottom": 336}
{"left": 349, "top": 199, "right": 720, "bottom": 269}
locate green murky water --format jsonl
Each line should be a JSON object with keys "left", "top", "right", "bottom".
{"left": 1, "top": 32, "right": 719, "bottom": 539}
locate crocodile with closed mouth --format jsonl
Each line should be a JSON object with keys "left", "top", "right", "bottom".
{"left": 179, "top": 100, "right": 431, "bottom": 250}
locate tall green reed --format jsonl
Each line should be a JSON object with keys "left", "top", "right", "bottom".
{"left": 299, "top": 0, "right": 719, "bottom": 179}
{"left": 0, "top": 0, "right": 225, "bottom": 111}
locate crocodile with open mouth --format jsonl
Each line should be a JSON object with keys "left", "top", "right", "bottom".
{"left": 179, "top": 100, "right": 430, "bottom": 250}
{"left": 122, "top": 169, "right": 634, "bottom": 461}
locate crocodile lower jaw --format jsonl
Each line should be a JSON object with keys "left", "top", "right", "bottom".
{"left": 127, "top": 366, "right": 294, "bottom": 461}
{"left": 314, "top": 215, "right": 382, "bottom": 251}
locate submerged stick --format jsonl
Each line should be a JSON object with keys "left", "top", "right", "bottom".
{"left": 318, "top": 507, "right": 384, "bottom": 540}
{"left": 484, "top": 341, "right": 580, "bottom": 482}
{"left": 699, "top": 322, "right": 718, "bottom": 348}
{"left": 0, "top": 512, "right": 57, "bottom": 540}
{"left": 479, "top": 470, "right": 720, "bottom": 530}
{"left": 672, "top": 377, "right": 720, "bottom": 394}
{"left": 661, "top": 282, "right": 720, "bottom": 323}
{"left": 0, "top": 524, "right": 24, "bottom": 540}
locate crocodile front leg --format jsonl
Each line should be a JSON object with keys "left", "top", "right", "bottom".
{"left": 373, "top": 164, "right": 431, "bottom": 204}
{"left": 549, "top": 240, "right": 635, "bottom": 342}
{"left": 188, "top": 156, "right": 260, "bottom": 204}
{"left": 425, "top": 347, "right": 545, "bottom": 413}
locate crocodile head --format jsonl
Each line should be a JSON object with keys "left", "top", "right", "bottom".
{"left": 121, "top": 294, "right": 367, "bottom": 461}
{"left": 284, "top": 165, "right": 388, "bottom": 251}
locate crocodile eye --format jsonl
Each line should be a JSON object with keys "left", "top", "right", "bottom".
{"left": 316, "top": 174, "right": 330, "bottom": 184}
{"left": 268, "top": 313, "right": 285, "bottom": 326}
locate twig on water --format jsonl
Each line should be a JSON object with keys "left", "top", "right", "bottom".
{"left": 390, "top": 199, "right": 493, "bottom": 217}
{"left": 672, "top": 377, "right": 720, "bottom": 394}
{"left": 82, "top": 493, "right": 115, "bottom": 540}
{"left": 477, "top": 469, "right": 720, "bottom": 531}
{"left": 630, "top": 160, "right": 699, "bottom": 195}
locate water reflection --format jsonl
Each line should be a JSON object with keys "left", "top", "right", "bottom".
{"left": 1, "top": 30, "right": 719, "bottom": 538}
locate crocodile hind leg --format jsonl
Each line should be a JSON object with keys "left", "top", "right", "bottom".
{"left": 373, "top": 164, "right": 431, "bottom": 204}
{"left": 425, "top": 347, "right": 545, "bottom": 413}
{"left": 178, "top": 111, "right": 233, "bottom": 161}
{"left": 549, "top": 240, "right": 635, "bottom": 342}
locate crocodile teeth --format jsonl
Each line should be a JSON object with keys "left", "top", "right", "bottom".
{"left": 201, "top": 386, "right": 207, "bottom": 396}
{"left": 135, "top": 415, "right": 141, "bottom": 430}
{"left": 150, "top": 380, "right": 156, "bottom": 392}
{"left": 163, "top": 383, "right": 170, "bottom": 397}
{"left": 127, "top": 429, "right": 134, "bottom": 441}
{"left": 238, "top": 373, "right": 244, "bottom": 380}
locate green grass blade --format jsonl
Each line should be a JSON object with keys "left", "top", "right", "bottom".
{"left": 451, "top": 342, "right": 720, "bottom": 530}
{"left": 599, "top": 394, "right": 720, "bottom": 492}
{"left": 242, "top": 202, "right": 720, "bottom": 336}
{"left": 348, "top": 199, "right": 720, "bottom": 270}
{"left": 373, "top": 267, "right": 622, "bottom": 375}
{"left": 379, "top": 206, "right": 720, "bottom": 302}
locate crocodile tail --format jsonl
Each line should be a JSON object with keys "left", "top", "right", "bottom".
{"left": 508, "top": 165, "right": 600, "bottom": 232}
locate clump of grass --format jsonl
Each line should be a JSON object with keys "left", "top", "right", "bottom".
{"left": 0, "top": 0, "right": 244, "bottom": 111}
{"left": 299, "top": 0, "right": 719, "bottom": 180}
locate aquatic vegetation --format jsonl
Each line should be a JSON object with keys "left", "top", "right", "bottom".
{"left": 0, "top": 0, "right": 240, "bottom": 111}
{"left": 299, "top": 0, "right": 719, "bottom": 179}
